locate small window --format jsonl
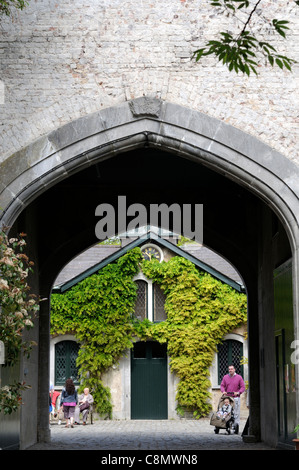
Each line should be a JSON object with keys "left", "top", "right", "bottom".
{"left": 151, "top": 342, "right": 167, "bottom": 358}
{"left": 55, "top": 340, "right": 80, "bottom": 386}
{"left": 218, "top": 339, "right": 243, "bottom": 385}
{"left": 132, "top": 341, "right": 167, "bottom": 359}
{"left": 134, "top": 280, "right": 148, "bottom": 320}
{"left": 153, "top": 284, "right": 166, "bottom": 322}
{"left": 133, "top": 342, "right": 147, "bottom": 358}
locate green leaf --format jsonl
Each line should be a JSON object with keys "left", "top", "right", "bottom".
{"left": 276, "top": 58, "right": 283, "bottom": 69}
{"left": 283, "top": 60, "right": 292, "bottom": 71}
{"left": 250, "top": 64, "right": 258, "bottom": 75}
{"left": 244, "top": 63, "right": 250, "bottom": 76}
{"left": 194, "top": 48, "right": 205, "bottom": 61}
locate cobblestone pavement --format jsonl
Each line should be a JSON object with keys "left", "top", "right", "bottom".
{"left": 27, "top": 418, "right": 275, "bottom": 451}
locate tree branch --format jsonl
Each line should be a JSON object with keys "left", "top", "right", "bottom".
{"left": 239, "top": 0, "right": 263, "bottom": 36}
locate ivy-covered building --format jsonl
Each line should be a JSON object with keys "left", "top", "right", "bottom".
{"left": 50, "top": 229, "right": 248, "bottom": 420}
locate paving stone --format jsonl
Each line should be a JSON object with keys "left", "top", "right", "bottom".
{"left": 27, "top": 418, "right": 273, "bottom": 450}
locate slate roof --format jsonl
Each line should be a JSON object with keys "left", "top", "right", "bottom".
{"left": 54, "top": 244, "right": 120, "bottom": 288}
{"left": 53, "top": 231, "right": 245, "bottom": 294}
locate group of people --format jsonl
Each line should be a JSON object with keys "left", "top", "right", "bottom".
{"left": 50, "top": 379, "right": 94, "bottom": 428}
{"left": 50, "top": 365, "right": 247, "bottom": 433}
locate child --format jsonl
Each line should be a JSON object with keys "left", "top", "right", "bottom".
{"left": 216, "top": 397, "right": 232, "bottom": 420}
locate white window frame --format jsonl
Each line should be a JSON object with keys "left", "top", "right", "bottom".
{"left": 133, "top": 273, "right": 153, "bottom": 322}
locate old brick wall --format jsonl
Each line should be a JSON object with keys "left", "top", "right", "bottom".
{"left": 0, "top": 0, "right": 298, "bottom": 164}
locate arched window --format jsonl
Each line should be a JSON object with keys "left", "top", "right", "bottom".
{"left": 217, "top": 339, "right": 244, "bottom": 385}
{"left": 153, "top": 284, "right": 167, "bottom": 322}
{"left": 55, "top": 340, "right": 80, "bottom": 386}
{"left": 134, "top": 280, "right": 148, "bottom": 321}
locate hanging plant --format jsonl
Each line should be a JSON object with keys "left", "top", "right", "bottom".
{"left": 0, "top": 229, "right": 39, "bottom": 414}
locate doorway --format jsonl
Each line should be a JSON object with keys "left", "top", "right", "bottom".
{"left": 131, "top": 341, "right": 168, "bottom": 419}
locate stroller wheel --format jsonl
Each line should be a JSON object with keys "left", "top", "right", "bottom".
{"left": 226, "top": 422, "right": 233, "bottom": 434}
{"left": 214, "top": 427, "right": 219, "bottom": 434}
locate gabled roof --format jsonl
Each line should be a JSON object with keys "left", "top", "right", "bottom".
{"left": 52, "top": 231, "right": 245, "bottom": 294}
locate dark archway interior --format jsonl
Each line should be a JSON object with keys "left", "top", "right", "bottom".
{"left": 14, "top": 146, "right": 292, "bottom": 445}
{"left": 18, "top": 147, "right": 289, "bottom": 291}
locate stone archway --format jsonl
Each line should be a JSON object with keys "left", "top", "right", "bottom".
{"left": 0, "top": 97, "right": 298, "bottom": 449}
{"left": 1, "top": 97, "right": 299, "bottom": 238}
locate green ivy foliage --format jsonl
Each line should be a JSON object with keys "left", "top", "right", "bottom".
{"left": 51, "top": 248, "right": 247, "bottom": 418}
{"left": 141, "top": 257, "right": 247, "bottom": 417}
{"left": 51, "top": 248, "right": 142, "bottom": 417}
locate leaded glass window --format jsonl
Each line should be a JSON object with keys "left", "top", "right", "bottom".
{"left": 153, "top": 283, "right": 166, "bottom": 322}
{"left": 134, "top": 280, "right": 148, "bottom": 320}
{"left": 217, "top": 339, "right": 243, "bottom": 385}
{"left": 55, "top": 340, "right": 80, "bottom": 386}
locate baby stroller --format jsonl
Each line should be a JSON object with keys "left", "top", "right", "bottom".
{"left": 210, "top": 395, "right": 235, "bottom": 434}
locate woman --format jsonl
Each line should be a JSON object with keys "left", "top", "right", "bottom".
{"left": 60, "top": 378, "right": 78, "bottom": 428}
{"left": 74, "top": 387, "right": 94, "bottom": 425}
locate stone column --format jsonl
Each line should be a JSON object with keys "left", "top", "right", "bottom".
{"left": 257, "top": 206, "right": 276, "bottom": 446}
{"left": 37, "top": 292, "right": 51, "bottom": 443}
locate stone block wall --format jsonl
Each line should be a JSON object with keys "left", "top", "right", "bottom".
{"left": 0, "top": 0, "right": 298, "bottom": 165}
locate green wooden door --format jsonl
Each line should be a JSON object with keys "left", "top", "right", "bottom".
{"left": 131, "top": 341, "right": 168, "bottom": 419}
